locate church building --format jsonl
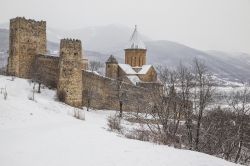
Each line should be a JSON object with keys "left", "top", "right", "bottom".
{"left": 105, "top": 26, "right": 157, "bottom": 85}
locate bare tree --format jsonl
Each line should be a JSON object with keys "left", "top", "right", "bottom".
{"left": 201, "top": 106, "right": 238, "bottom": 158}
{"left": 30, "top": 57, "right": 42, "bottom": 93}
{"left": 193, "top": 58, "right": 215, "bottom": 151}
{"left": 176, "top": 63, "right": 195, "bottom": 149}
{"left": 126, "top": 66, "right": 181, "bottom": 145}
{"left": 226, "top": 86, "right": 250, "bottom": 163}
{"left": 88, "top": 61, "right": 104, "bottom": 74}
{"left": 116, "top": 78, "right": 128, "bottom": 118}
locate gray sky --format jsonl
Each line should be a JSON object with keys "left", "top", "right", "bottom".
{"left": 1, "top": 0, "right": 250, "bottom": 53}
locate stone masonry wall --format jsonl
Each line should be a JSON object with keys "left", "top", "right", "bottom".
{"left": 57, "top": 39, "right": 83, "bottom": 108}
{"left": 137, "top": 67, "right": 157, "bottom": 82}
{"left": 7, "top": 17, "right": 46, "bottom": 78}
{"left": 35, "top": 55, "right": 59, "bottom": 88}
{"left": 125, "top": 49, "right": 146, "bottom": 67}
{"left": 82, "top": 70, "right": 162, "bottom": 112}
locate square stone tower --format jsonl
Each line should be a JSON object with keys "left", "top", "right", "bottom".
{"left": 57, "top": 39, "right": 83, "bottom": 108}
{"left": 7, "top": 17, "right": 46, "bottom": 78}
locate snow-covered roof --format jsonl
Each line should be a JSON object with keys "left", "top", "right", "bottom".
{"left": 125, "top": 25, "right": 146, "bottom": 50}
{"left": 119, "top": 64, "right": 153, "bottom": 75}
{"left": 127, "top": 75, "right": 141, "bottom": 85}
{"left": 135, "top": 65, "right": 152, "bottom": 74}
{"left": 118, "top": 64, "right": 137, "bottom": 74}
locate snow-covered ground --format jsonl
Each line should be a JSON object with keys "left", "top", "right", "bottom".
{"left": 0, "top": 75, "right": 241, "bottom": 166}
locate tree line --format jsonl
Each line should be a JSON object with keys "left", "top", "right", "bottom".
{"left": 108, "top": 58, "right": 250, "bottom": 165}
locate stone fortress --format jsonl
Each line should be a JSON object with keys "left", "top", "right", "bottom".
{"left": 7, "top": 17, "right": 162, "bottom": 111}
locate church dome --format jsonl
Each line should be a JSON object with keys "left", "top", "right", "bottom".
{"left": 125, "top": 25, "right": 146, "bottom": 50}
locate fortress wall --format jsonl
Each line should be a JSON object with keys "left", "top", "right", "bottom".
{"left": 82, "top": 70, "right": 162, "bottom": 112}
{"left": 35, "top": 55, "right": 59, "bottom": 88}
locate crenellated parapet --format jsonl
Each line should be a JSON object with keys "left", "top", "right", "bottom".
{"left": 10, "top": 17, "right": 46, "bottom": 25}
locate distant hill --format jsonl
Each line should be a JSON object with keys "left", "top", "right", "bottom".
{"left": 109, "top": 40, "right": 250, "bottom": 82}
{"left": 0, "top": 29, "right": 8, "bottom": 51}
{"left": 1, "top": 25, "right": 250, "bottom": 82}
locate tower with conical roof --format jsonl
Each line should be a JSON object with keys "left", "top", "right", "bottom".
{"left": 125, "top": 25, "right": 146, "bottom": 67}
{"left": 105, "top": 55, "right": 119, "bottom": 79}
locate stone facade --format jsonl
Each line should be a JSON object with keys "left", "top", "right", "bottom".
{"left": 105, "top": 55, "right": 119, "bottom": 79}
{"left": 35, "top": 55, "right": 59, "bottom": 88}
{"left": 125, "top": 49, "right": 146, "bottom": 67}
{"left": 137, "top": 66, "right": 157, "bottom": 82}
{"left": 6, "top": 17, "right": 163, "bottom": 111}
{"left": 7, "top": 17, "right": 46, "bottom": 78}
{"left": 106, "top": 26, "right": 157, "bottom": 85}
{"left": 82, "top": 70, "right": 163, "bottom": 112}
{"left": 57, "top": 39, "right": 83, "bottom": 108}
{"left": 105, "top": 55, "right": 158, "bottom": 85}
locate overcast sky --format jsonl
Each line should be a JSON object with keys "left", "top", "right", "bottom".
{"left": 1, "top": 0, "right": 250, "bottom": 53}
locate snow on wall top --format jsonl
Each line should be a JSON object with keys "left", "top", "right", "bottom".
{"left": 125, "top": 25, "right": 146, "bottom": 50}
{"left": 127, "top": 75, "right": 141, "bottom": 85}
{"left": 118, "top": 64, "right": 137, "bottom": 74}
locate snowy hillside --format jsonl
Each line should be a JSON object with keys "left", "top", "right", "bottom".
{"left": 0, "top": 75, "right": 240, "bottom": 166}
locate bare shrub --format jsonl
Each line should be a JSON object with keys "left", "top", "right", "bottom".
{"left": 107, "top": 115, "right": 122, "bottom": 132}
{"left": 125, "top": 127, "right": 150, "bottom": 142}
{"left": 11, "top": 76, "right": 15, "bottom": 81}
{"left": 3, "top": 88, "right": 7, "bottom": 100}
{"left": 88, "top": 61, "right": 104, "bottom": 74}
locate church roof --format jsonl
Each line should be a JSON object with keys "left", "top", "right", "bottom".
{"left": 118, "top": 64, "right": 153, "bottom": 75}
{"left": 132, "top": 65, "right": 152, "bottom": 74}
{"left": 106, "top": 55, "right": 118, "bottom": 64}
{"left": 127, "top": 75, "right": 141, "bottom": 85}
{"left": 118, "top": 64, "right": 137, "bottom": 74}
{"left": 125, "top": 25, "right": 146, "bottom": 50}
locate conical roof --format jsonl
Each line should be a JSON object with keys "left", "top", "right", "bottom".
{"left": 125, "top": 25, "right": 146, "bottom": 50}
{"left": 106, "top": 55, "right": 118, "bottom": 64}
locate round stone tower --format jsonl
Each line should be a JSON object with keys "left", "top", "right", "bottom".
{"left": 57, "top": 39, "right": 83, "bottom": 108}
{"left": 125, "top": 25, "right": 146, "bottom": 67}
{"left": 105, "top": 55, "right": 118, "bottom": 79}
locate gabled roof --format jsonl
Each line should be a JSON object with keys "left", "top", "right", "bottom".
{"left": 125, "top": 25, "right": 146, "bottom": 50}
{"left": 133, "top": 65, "right": 152, "bottom": 74}
{"left": 118, "top": 64, "right": 137, "bottom": 74}
{"left": 119, "top": 64, "right": 153, "bottom": 75}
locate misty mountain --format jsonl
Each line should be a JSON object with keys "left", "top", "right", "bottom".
{"left": 0, "top": 23, "right": 150, "bottom": 53}
{"left": 46, "top": 24, "right": 151, "bottom": 53}
{"left": 146, "top": 41, "right": 250, "bottom": 82}
{"left": 1, "top": 24, "right": 250, "bottom": 82}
